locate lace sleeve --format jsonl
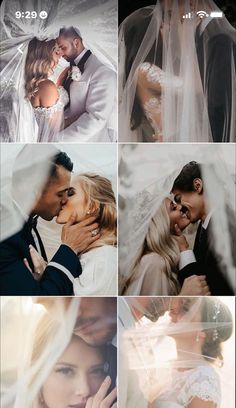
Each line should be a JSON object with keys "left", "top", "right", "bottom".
{"left": 178, "top": 366, "right": 221, "bottom": 407}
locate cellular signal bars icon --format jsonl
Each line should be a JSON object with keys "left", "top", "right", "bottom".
{"left": 183, "top": 12, "right": 192, "bottom": 19}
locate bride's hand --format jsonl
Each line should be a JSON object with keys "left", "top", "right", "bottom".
{"left": 85, "top": 376, "right": 117, "bottom": 408}
{"left": 174, "top": 223, "right": 189, "bottom": 251}
{"left": 23, "top": 245, "right": 47, "bottom": 281}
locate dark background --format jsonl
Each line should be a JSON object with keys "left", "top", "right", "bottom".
{"left": 118, "top": 0, "right": 236, "bottom": 27}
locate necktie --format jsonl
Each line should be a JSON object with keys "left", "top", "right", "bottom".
{"left": 27, "top": 216, "right": 48, "bottom": 262}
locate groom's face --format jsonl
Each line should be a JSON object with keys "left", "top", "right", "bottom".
{"left": 173, "top": 188, "right": 204, "bottom": 223}
{"left": 57, "top": 35, "right": 83, "bottom": 62}
{"left": 34, "top": 165, "right": 71, "bottom": 221}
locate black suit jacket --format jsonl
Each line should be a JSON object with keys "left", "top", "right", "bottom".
{"left": 196, "top": 20, "right": 235, "bottom": 142}
{"left": 178, "top": 221, "right": 234, "bottom": 295}
{"left": 0, "top": 221, "right": 82, "bottom": 295}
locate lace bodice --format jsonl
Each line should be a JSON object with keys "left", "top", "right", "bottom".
{"left": 33, "top": 86, "right": 69, "bottom": 120}
{"left": 138, "top": 62, "right": 182, "bottom": 141}
{"left": 157, "top": 365, "right": 221, "bottom": 408}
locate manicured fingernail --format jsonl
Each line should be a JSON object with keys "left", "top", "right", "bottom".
{"left": 104, "top": 376, "right": 111, "bottom": 383}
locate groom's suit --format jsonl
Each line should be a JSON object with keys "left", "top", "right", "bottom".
{"left": 195, "top": 19, "right": 236, "bottom": 142}
{"left": 0, "top": 217, "right": 82, "bottom": 295}
{"left": 178, "top": 219, "right": 234, "bottom": 295}
{"left": 62, "top": 50, "right": 116, "bottom": 142}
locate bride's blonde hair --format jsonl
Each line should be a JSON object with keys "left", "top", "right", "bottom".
{"left": 76, "top": 173, "right": 117, "bottom": 248}
{"left": 122, "top": 198, "right": 180, "bottom": 294}
{"left": 25, "top": 38, "right": 57, "bottom": 99}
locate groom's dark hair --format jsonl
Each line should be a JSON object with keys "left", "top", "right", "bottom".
{"left": 49, "top": 151, "right": 73, "bottom": 180}
{"left": 59, "top": 26, "right": 82, "bottom": 41}
{"left": 172, "top": 161, "right": 203, "bottom": 192}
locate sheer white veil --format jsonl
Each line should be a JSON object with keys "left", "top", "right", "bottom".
{"left": 0, "top": 0, "right": 117, "bottom": 142}
{"left": 119, "top": 296, "right": 235, "bottom": 406}
{"left": 1, "top": 297, "right": 79, "bottom": 408}
{"left": 0, "top": 144, "right": 59, "bottom": 242}
{"left": 118, "top": 144, "right": 236, "bottom": 293}
{"left": 119, "top": 0, "right": 236, "bottom": 142}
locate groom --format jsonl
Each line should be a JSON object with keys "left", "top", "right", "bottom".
{"left": 172, "top": 161, "right": 235, "bottom": 295}
{"left": 57, "top": 26, "right": 116, "bottom": 142}
{"left": 0, "top": 146, "right": 100, "bottom": 295}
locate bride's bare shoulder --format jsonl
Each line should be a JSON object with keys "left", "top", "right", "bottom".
{"left": 37, "top": 80, "right": 59, "bottom": 107}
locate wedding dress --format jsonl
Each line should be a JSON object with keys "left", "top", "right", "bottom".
{"left": 137, "top": 63, "right": 182, "bottom": 142}
{"left": 124, "top": 253, "right": 178, "bottom": 296}
{"left": 73, "top": 245, "right": 117, "bottom": 295}
{"left": 156, "top": 365, "right": 221, "bottom": 408}
{"left": 33, "top": 85, "right": 69, "bottom": 142}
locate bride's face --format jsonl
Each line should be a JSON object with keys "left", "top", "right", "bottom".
{"left": 42, "top": 336, "right": 106, "bottom": 408}
{"left": 56, "top": 180, "right": 88, "bottom": 224}
{"left": 168, "top": 298, "right": 203, "bottom": 341}
{"left": 165, "top": 198, "right": 190, "bottom": 233}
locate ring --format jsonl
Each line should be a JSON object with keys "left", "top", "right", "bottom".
{"left": 91, "top": 229, "right": 98, "bottom": 237}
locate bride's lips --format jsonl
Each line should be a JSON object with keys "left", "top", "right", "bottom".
{"left": 68, "top": 403, "right": 86, "bottom": 408}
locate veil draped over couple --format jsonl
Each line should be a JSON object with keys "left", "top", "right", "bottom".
{"left": 119, "top": 144, "right": 236, "bottom": 296}
{"left": 0, "top": 0, "right": 117, "bottom": 143}
{"left": 119, "top": 0, "right": 236, "bottom": 143}
{"left": 119, "top": 296, "right": 235, "bottom": 408}
{"left": 1, "top": 297, "right": 117, "bottom": 408}
{"left": 0, "top": 144, "right": 117, "bottom": 296}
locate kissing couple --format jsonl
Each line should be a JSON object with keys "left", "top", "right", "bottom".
{"left": 121, "top": 161, "right": 235, "bottom": 296}
{"left": 0, "top": 145, "right": 117, "bottom": 296}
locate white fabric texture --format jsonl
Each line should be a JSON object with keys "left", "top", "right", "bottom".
{"left": 73, "top": 245, "right": 117, "bottom": 295}
{"left": 157, "top": 365, "right": 221, "bottom": 407}
{"left": 124, "top": 253, "right": 178, "bottom": 296}
{"left": 62, "top": 54, "right": 117, "bottom": 142}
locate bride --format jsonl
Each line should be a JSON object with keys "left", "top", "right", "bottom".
{"left": 120, "top": 297, "right": 234, "bottom": 408}
{"left": 24, "top": 38, "right": 69, "bottom": 142}
{"left": 1, "top": 298, "right": 117, "bottom": 408}
{"left": 27, "top": 173, "right": 117, "bottom": 295}
{"left": 119, "top": 0, "right": 236, "bottom": 143}
{"left": 121, "top": 197, "right": 209, "bottom": 296}
{"left": 155, "top": 297, "right": 233, "bottom": 408}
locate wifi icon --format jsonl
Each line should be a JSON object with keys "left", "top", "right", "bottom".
{"left": 197, "top": 10, "right": 209, "bottom": 18}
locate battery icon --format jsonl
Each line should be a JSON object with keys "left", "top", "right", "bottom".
{"left": 210, "top": 11, "right": 223, "bottom": 18}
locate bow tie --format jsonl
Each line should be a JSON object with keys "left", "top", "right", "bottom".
{"left": 71, "top": 50, "right": 92, "bottom": 75}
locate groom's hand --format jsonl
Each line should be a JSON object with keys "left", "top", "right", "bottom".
{"left": 61, "top": 212, "right": 100, "bottom": 254}
{"left": 174, "top": 223, "right": 189, "bottom": 252}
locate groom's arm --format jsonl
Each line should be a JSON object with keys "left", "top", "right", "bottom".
{"left": 63, "top": 66, "right": 116, "bottom": 142}
{"left": 0, "top": 243, "right": 82, "bottom": 295}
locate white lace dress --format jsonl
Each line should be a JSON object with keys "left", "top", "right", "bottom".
{"left": 156, "top": 365, "right": 221, "bottom": 408}
{"left": 137, "top": 62, "right": 182, "bottom": 142}
{"left": 33, "top": 86, "right": 69, "bottom": 142}
{"left": 73, "top": 245, "right": 117, "bottom": 295}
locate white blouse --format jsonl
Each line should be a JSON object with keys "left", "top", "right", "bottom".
{"left": 73, "top": 245, "right": 117, "bottom": 295}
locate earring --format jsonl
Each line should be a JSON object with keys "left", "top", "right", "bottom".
{"left": 86, "top": 210, "right": 91, "bottom": 215}
{"left": 196, "top": 333, "right": 200, "bottom": 342}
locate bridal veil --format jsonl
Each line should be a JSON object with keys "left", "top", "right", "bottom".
{"left": 0, "top": 0, "right": 117, "bottom": 142}
{"left": 119, "top": 0, "right": 236, "bottom": 142}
